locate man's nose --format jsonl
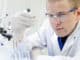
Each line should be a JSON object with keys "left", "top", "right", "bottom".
{"left": 54, "top": 18, "right": 62, "bottom": 26}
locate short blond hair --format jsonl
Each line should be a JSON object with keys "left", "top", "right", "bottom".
{"left": 47, "top": 0, "right": 80, "bottom": 8}
{"left": 70, "top": 0, "right": 80, "bottom": 7}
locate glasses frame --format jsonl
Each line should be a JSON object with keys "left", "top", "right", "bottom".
{"left": 46, "top": 7, "right": 77, "bottom": 22}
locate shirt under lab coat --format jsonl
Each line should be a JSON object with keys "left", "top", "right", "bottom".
{"left": 19, "top": 19, "right": 80, "bottom": 60}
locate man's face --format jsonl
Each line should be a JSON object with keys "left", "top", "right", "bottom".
{"left": 47, "top": 0, "right": 78, "bottom": 37}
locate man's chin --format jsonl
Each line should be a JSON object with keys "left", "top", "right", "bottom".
{"left": 56, "top": 33, "right": 68, "bottom": 37}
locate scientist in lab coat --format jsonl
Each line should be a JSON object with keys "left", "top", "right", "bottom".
{"left": 19, "top": 0, "right": 80, "bottom": 60}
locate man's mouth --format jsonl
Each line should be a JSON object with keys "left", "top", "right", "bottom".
{"left": 56, "top": 27, "right": 64, "bottom": 31}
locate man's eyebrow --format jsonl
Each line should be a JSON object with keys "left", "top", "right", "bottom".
{"left": 59, "top": 11, "right": 69, "bottom": 13}
{"left": 48, "top": 0, "right": 61, "bottom": 2}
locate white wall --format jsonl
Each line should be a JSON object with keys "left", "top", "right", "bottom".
{"left": 0, "top": 0, "right": 46, "bottom": 19}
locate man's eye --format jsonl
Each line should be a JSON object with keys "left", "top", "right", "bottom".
{"left": 58, "top": 13, "right": 66, "bottom": 17}
{"left": 49, "top": 14, "right": 54, "bottom": 17}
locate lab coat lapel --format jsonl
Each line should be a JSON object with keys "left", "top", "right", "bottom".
{"left": 51, "top": 33, "right": 61, "bottom": 55}
{"left": 61, "top": 35, "right": 75, "bottom": 55}
{"left": 61, "top": 21, "right": 80, "bottom": 55}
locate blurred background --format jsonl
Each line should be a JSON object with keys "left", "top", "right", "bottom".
{"left": 0, "top": 0, "right": 47, "bottom": 45}
{"left": 0, "top": 0, "right": 46, "bottom": 28}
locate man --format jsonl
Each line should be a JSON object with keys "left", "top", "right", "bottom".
{"left": 18, "top": 0, "right": 80, "bottom": 60}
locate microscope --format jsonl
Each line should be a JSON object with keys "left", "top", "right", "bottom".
{"left": 0, "top": 27, "right": 12, "bottom": 41}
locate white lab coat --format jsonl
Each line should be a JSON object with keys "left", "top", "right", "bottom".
{"left": 19, "top": 19, "right": 80, "bottom": 60}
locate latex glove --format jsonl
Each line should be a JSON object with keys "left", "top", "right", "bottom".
{"left": 10, "top": 12, "right": 37, "bottom": 33}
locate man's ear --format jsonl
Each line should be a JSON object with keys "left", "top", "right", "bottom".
{"left": 76, "top": 7, "right": 80, "bottom": 20}
{"left": 77, "top": 7, "right": 80, "bottom": 16}
{"left": 74, "top": 7, "right": 80, "bottom": 21}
